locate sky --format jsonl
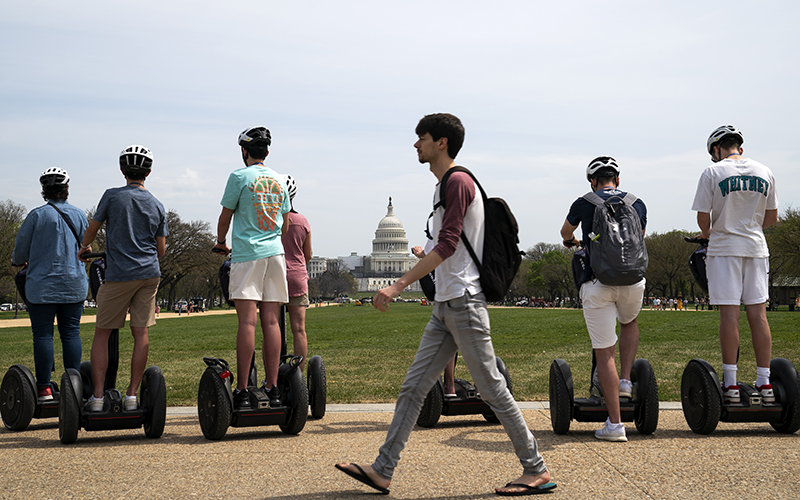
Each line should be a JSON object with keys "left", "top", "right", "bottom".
{"left": 2, "top": 1, "right": 798, "bottom": 259}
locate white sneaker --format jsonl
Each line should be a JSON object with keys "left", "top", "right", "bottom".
{"left": 595, "top": 420, "right": 627, "bottom": 442}
{"left": 124, "top": 395, "right": 138, "bottom": 411}
{"left": 87, "top": 396, "right": 104, "bottom": 412}
{"left": 619, "top": 379, "right": 633, "bottom": 399}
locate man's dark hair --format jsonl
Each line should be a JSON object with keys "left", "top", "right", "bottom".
{"left": 41, "top": 185, "right": 69, "bottom": 202}
{"left": 591, "top": 167, "right": 619, "bottom": 187}
{"left": 718, "top": 135, "right": 742, "bottom": 151}
{"left": 244, "top": 145, "right": 268, "bottom": 160}
{"left": 122, "top": 168, "right": 148, "bottom": 181}
{"left": 415, "top": 113, "right": 465, "bottom": 159}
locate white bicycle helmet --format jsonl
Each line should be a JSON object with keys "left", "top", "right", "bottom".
{"left": 284, "top": 174, "right": 297, "bottom": 201}
{"left": 238, "top": 126, "right": 271, "bottom": 148}
{"left": 707, "top": 125, "right": 743, "bottom": 154}
{"left": 119, "top": 145, "right": 154, "bottom": 170}
{"left": 586, "top": 156, "right": 620, "bottom": 181}
{"left": 39, "top": 167, "right": 70, "bottom": 188}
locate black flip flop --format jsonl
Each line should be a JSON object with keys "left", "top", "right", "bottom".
{"left": 335, "top": 463, "right": 390, "bottom": 495}
{"left": 496, "top": 482, "right": 557, "bottom": 496}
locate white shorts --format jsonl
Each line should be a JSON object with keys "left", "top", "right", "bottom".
{"left": 707, "top": 256, "right": 769, "bottom": 306}
{"left": 580, "top": 279, "right": 645, "bottom": 349}
{"left": 230, "top": 255, "right": 289, "bottom": 303}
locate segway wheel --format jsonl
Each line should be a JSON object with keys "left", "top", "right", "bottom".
{"left": 307, "top": 355, "right": 327, "bottom": 419}
{"left": 141, "top": 366, "right": 167, "bottom": 439}
{"left": 484, "top": 356, "right": 514, "bottom": 424}
{"left": 58, "top": 370, "right": 81, "bottom": 445}
{"left": 279, "top": 368, "right": 308, "bottom": 435}
{"left": 632, "top": 359, "right": 659, "bottom": 435}
{"left": 769, "top": 358, "right": 800, "bottom": 434}
{"left": 549, "top": 360, "right": 573, "bottom": 435}
{"left": 417, "top": 379, "right": 444, "bottom": 428}
{"left": 198, "top": 368, "right": 231, "bottom": 440}
{"left": 681, "top": 360, "right": 721, "bottom": 434}
{"left": 1, "top": 366, "right": 36, "bottom": 431}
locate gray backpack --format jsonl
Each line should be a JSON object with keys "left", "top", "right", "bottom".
{"left": 583, "top": 191, "right": 648, "bottom": 286}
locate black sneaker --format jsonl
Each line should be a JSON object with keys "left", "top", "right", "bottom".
{"left": 233, "top": 388, "right": 251, "bottom": 409}
{"left": 266, "top": 386, "right": 282, "bottom": 407}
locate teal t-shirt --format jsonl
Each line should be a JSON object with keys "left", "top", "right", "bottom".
{"left": 220, "top": 163, "right": 290, "bottom": 263}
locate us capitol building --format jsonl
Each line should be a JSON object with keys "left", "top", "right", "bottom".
{"left": 308, "top": 197, "right": 422, "bottom": 293}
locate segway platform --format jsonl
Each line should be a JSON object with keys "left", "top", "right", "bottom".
{"left": 417, "top": 356, "right": 512, "bottom": 428}
{"left": 681, "top": 358, "right": 800, "bottom": 434}
{"left": 1, "top": 365, "right": 60, "bottom": 431}
{"left": 197, "top": 354, "right": 308, "bottom": 440}
{"left": 549, "top": 357, "right": 659, "bottom": 435}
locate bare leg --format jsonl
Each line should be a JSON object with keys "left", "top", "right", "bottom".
{"left": 126, "top": 327, "right": 149, "bottom": 396}
{"left": 234, "top": 300, "right": 258, "bottom": 391}
{"left": 745, "top": 303, "right": 772, "bottom": 367}
{"left": 91, "top": 328, "right": 113, "bottom": 398}
{"left": 719, "top": 305, "right": 741, "bottom": 365}
{"left": 443, "top": 354, "right": 456, "bottom": 395}
{"left": 595, "top": 345, "right": 620, "bottom": 423}
{"left": 287, "top": 304, "right": 308, "bottom": 372}
{"left": 619, "top": 318, "right": 640, "bottom": 381}
{"left": 259, "top": 302, "right": 282, "bottom": 389}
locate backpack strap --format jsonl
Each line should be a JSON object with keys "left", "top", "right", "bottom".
{"left": 47, "top": 202, "right": 82, "bottom": 245}
{"left": 582, "top": 191, "right": 604, "bottom": 207}
{"left": 433, "top": 166, "right": 486, "bottom": 267}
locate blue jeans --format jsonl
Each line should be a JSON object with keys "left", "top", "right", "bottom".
{"left": 28, "top": 302, "right": 84, "bottom": 388}
{"left": 372, "top": 291, "right": 547, "bottom": 480}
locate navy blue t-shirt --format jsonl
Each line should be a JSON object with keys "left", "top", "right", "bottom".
{"left": 566, "top": 188, "right": 647, "bottom": 284}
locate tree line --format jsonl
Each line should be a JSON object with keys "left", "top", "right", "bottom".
{"left": 2, "top": 198, "right": 798, "bottom": 306}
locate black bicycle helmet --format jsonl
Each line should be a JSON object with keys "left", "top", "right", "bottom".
{"left": 586, "top": 156, "right": 620, "bottom": 181}
{"left": 707, "top": 125, "right": 743, "bottom": 154}
{"left": 40, "top": 167, "right": 70, "bottom": 189}
{"left": 238, "top": 126, "right": 271, "bottom": 149}
{"left": 119, "top": 145, "right": 154, "bottom": 171}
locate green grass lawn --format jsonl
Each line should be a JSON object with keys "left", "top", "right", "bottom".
{"left": 1, "top": 305, "right": 798, "bottom": 406}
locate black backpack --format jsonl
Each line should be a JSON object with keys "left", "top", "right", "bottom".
{"left": 434, "top": 166, "right": 523, "bottom": 302}
{"left": 582, "top": 191, "right": 648, "bottom": 286}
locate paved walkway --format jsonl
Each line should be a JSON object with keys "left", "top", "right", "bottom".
{"left": 2, "top": 403, "right": 798, "bottom": 499}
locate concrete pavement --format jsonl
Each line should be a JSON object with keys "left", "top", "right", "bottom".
{"left": 2, "top": 403, "right": 798, "bottom": 499}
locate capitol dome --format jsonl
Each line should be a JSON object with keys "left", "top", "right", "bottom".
{"left": 370, "top": 197, "right": 417, "bottom": 276}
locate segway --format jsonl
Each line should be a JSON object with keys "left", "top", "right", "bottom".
{"left": 1, "top": 365, "right": 59, "bottom": 431}
{"left": 680, "top": 238, "right": 800, "bottom": 434}
{"left": 548, "top": 352, "right": 659, "bottom": 435}
{"left": 417, "top": 355, "right": 513, "bottom": 428}
{"left": 57, "top": 253, "right": 167, "bottom": 444}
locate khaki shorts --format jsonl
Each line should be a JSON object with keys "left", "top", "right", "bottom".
{"left": 288, "top": 293, "right": 309, "bottom": 307}
{"left": 230, "top": 255, "right": 288, "bottom": 303}
{"left": 96, "top": 277, "right": 160, "bottom": 329}
{"left": 580, "top": 279, "right": 645, "bottom": 349}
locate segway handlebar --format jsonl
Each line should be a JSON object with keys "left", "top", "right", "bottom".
{"left": 684, "top": 237, "right": 709, "bottom": 246}
{"left": 81, "top": 252, "right": 107, "bottom": 259}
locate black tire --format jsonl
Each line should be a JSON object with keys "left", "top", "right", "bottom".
{"left": 141, "top": 366, "right": 167, "bottom": 439}
{"left": 549, "top": 360, "right": 573, "bottom": 435}
{"left": 632, "top": 359, "right": 659, "bottom": 435}
{"left": 58, "top": 370, "right": 81, "bottom": 445}
{"left": 307, "top": 356, "right": 327, "bottom": 419}
{"left": 197, "top": 368, "right": 231, "bottom": 440}
{"left": 769, "top": 358, "right": 800, "bottom": 434}
{"left": 279, "top": 369, "right": 308, "bottom": 435}
{"left": 417, "top": 379, "right": 444, "bottom": 428}
{"left": 681, "top": 360, "right": 721, "bottom": 435}
{"left": 1, "top": 366, "right": 36, "bottom": 431}
{"left": 484, "top": 356, "right": 514, "bottom": 423}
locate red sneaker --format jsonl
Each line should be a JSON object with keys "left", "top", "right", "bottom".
{"left": 722, "top": 385, "right": 740, "bottom": 404}
{"left": 38, "top": 386, "right": 53, "bottom": 402}
{"left": 755, "top": 384, "right": 776, "bottom": 403}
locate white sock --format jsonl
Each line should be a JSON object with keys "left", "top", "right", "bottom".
{"left": 722, "top": 364, "right": 737, "bottom": 388}
{"left": 756, "top": 367, "right": 771, "bottom": 387}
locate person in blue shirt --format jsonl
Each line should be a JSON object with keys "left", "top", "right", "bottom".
{"left": 78, "top": 146, "right": 168, "bottom": 412}
{"left": 213, "top": 127, "right": 291, "bottom": 409}
{"left": 560, "top": 156, "right": 647, "bottom": 442}
{"left": 12, "top": 168, "right": 89, "bottom": 402}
